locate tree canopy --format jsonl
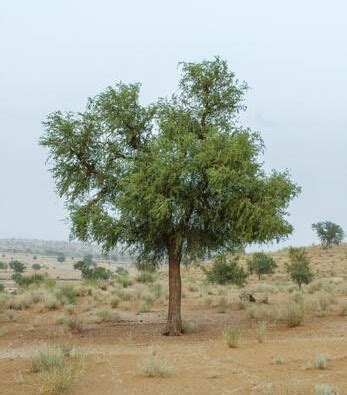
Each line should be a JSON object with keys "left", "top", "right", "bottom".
{"left": 40, "top": 57, "right": 299, "bottom": 335}
{"left": 312, "top": 221, "right": 344, "bottom": 249}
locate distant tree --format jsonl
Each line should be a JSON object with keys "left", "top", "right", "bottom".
{"left": 41, "top": 57, "right": 299, "bottom": 335}
{"left": 32, "top": 263, "right": 42, "bottom": 274}
{"left": 205, "top": 254, "right": 248, "bottom": 286}
{"left": 0, "top": 261, "right": 8, "bottom": 270}
{"left": 312, "top": 221, "right": 344, "bottom": 249}
{"left": 247, "top": 252, "right": 277, "bottom": 280}
{"left": 33, "top": 255, "right": 37, "bottom": 260}
{"left": 9, "top": 260, "right": 26, "bottom": 274}
{"left": 286, "top": 247, "right": 313, "bottom": 289}
{"left": 57, "top": 255, "right": 66, "bottom": 263}
{"left": 73, "top": 261, "right": 111, "bottom": 280}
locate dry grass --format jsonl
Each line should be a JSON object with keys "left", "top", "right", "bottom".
{"left": 138, "top": 347, "right": 173, "bottom": 378}
{"left": 223, "top": 326, "right": 241, "bottom": 348}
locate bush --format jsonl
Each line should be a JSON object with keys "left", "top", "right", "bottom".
{"left": 32, "top": 263, "right": 42, "bottom": 273}
{"left": 0, "top": 284, "right": 4, "bottom": 293}
{"left": 95, "top": 309, "right": 120, "bottom": 323}
{"left": 205, "top": 254, "right": 247, "bottom": 286}
{"left": 136, "top": 271, "right": 155, "bottom": 284}
{"left": 314, "top": 353, "right": 327, "bottom": 370}
{"left": 9, "top": 260, "right": 26, "bottom": 273}
{"left": 255, "top": 321, "right": 267, "bottom": 343}
{"left": 30, "top": 345, "right": 83, "bottom": 394}
{"left": 74, "top": 261, "right": 111, "bottom": 280}
{"left": 56, "top": 285, "right": 77, "bottom": 305}
{"left": 12, "top": 274, "right": 46, "bottom": 287}
{"left": 57, "top": 255, "right": 66, "bottom": 263}
{"left": 279, "top": 301, "right": 305, "bottom": 327}
{"left": 223, "top": 326, "right": 241, "bottom": 348}
{"left": 247, "top": 252, "right": 277, "bottom": 280}
{"left": 286, "top": 247, "right": 313, "bottom": 288}
{"left": 0, "top": 261, "right": 8, "bottom": 270}
{"left": 312, "top": 221, "right": 344, "bottom": 249}
{"left": 138, "top": 348, "right": 172, "bottom": 378}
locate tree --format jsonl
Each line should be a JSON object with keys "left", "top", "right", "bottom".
{"left": 40, "top": 57, "right": 299, "bottom": 335}
{"left": 205, "top": 254, "right": 247, "bottom": 286}
{"left": 32, "top": 263, "right": 42, "bottom": 274}
{"left": 286, "top": 247, "right": 313, "bottom": 288}
{"left": 247, "top": 252, "right": 277, "bottom": 280}
{"left": 82, "top": 254, "right": 95, "bottom": 266}
{"left": 57, "top": 255, "right": 66, "bottom": 263}
{"left": 73, "top": 261, "right": 111, "bottom": 280}
{"left": 9, "top": 260, "right": 26, "bottom": 274}
{"left": 312, "top": 221, "right": 344, "bottom": 249}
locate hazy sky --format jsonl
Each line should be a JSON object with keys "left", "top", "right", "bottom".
{"left": 1, "top": 0, "right": 346, "bottom": 248}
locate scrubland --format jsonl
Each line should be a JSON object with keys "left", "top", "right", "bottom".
{"left": 0, "top": 244, "right": 346, "bottom": 394}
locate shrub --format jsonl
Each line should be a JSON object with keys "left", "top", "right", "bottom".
{"left": 286, "top": 247, "right": 313, "bottom": 288}
{"left": 12, "top": 274, "right": 46, "bottom": 287}
{"left": 136, "top": 271, "right": 155, "bottom": 284}
{"left": 247, "top": 252, "right": 277, "bottom": 280}
{"left": 63, "top": 315, "right": 84, "bottom": 333}
{"left": 314, "top": 384, "right": 339, "bottom": 395}
{"left": 223, "top": 326, "right": 241, "bottom": 348}
{"left": 314, "top": 353, "right": 327, "bottom": 370}
{"left": 0, "top": 261, "right": 8, "bottom": 270}
{"left": 255, "top": 321, "right": 267, "bottom": 343}
{"left": 205, "top": 254, "right": 247, "bottom": 286}
{"left": 30, "top": 345, "right": 83, "bottom": 394}
{"left": 181, "top": 320, "right": 199, "bottom": 333}
{"left": 56, "top": 285, "right": 76, "bottom": 305}
{"left": 150, "top": 282, "right": 163, "bottom": 299}
{"left": 44, "top": 295, "right": 60, "bottom": 310}
{"left": 0, "top": 284, "right": 4, "bottom": 293}
{"left": 57, "top": 255, "right": 66, "bottom": 263}
{"left": 74, "top": 261, "right": 111, "bottom": 280}
{"left": 279, "top": 301, "right": 305, "bottom": 327}
{"left": 312, "top": 221, "right": 344, "bottom": 249}
{"left": 110, "top": 296, "right": 120, "bottom": 308}
{"left": 138, "top": 348, "right": 173, "bottom": 378}
{"left": 95, "top": 309, "right": 120, "bottom": 323}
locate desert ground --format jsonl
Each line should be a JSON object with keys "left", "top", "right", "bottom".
{"left": 0, "top": 245, "right": 346, "bottom": 395}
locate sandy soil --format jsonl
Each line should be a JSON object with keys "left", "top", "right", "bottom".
{"left": 0, "top": 245, "right": 346, "bottom": 394}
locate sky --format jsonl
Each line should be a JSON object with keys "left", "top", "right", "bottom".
{"left": 0, "top": 0, "right": 346, "bottom": 249}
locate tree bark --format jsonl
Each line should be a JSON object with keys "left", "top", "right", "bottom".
{"left": 164, "top": 241, "right": 182, "bottom": 336}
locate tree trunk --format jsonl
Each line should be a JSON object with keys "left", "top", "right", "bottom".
{"left": 164, "top": 241, "right": 182, "bottom": 336}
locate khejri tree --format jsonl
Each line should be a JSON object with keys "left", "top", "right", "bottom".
{"left": 41, "top": 57, "right": 299, "bottom": 335}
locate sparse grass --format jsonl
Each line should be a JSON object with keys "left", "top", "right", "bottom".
{"left": 31, "top": 345, "right": 84, "bottom": 394}
{"left": 62, "top": 315, "right": 84, "bottom": 333}
{"left": 95, "top": 308, "right": 120, "bottom": 323}
{"left": 181, "top": 320, "right": 199, "bottom": 333}
{"left": 223, "top": 326, "right": 241, "bottom": 348}
{"left": 138, "top": 348, "right": 173, "bottom": 378}
{"left": 217, "top": 296, "right": 227, "bottom": 313}
{"left": 314, "top": 353, "right": 327, "bottom": 370}
{"left": 136, "top": 271, "right": 155, "bottom": 284}
{"left": 314, "top": 383, "right": 339, "bottom": 395}
{"left": 279, "top": 301, "right": 305, "bottom": 327}
{"left": 255, "top": 321, "right": 267, "bottom": 343}
{"left": 110, "top": 295, "right": 120, "bottom": 308}
{"left": 44, "top": 295, "right": 61, "bottom": 311}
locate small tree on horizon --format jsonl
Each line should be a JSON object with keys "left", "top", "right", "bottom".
{"left": 40, "top": 57, "right": 299, "bottom": 335}
{"left": 247, "top": 252, "right": 277, "bottom": 280}
{"left": 312, "top": 221, "right": 344, "bottom": 249}
{"left": 32, "top": 263, "right": 42, "bottom": 275}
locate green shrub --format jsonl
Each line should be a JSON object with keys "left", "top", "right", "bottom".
{"left": 0, "top": 284, "right": 4, "bottom": 293}
{"left": 55, "top": 285, "right": 77, "bottom": 305}
{"left": 74, "top": 261, "right": 111, "bottom": 280}
{"left": 205, "top": 254, "right": 247, "bottom": 286}
{"left": 247, "top": 252, "right": 277, "bottom": 279}
{"left": 12, "top": 274, "right": 46, "bottom": 287}
{"left": 286, "top": 247, "right": 314, "bottom": 288}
